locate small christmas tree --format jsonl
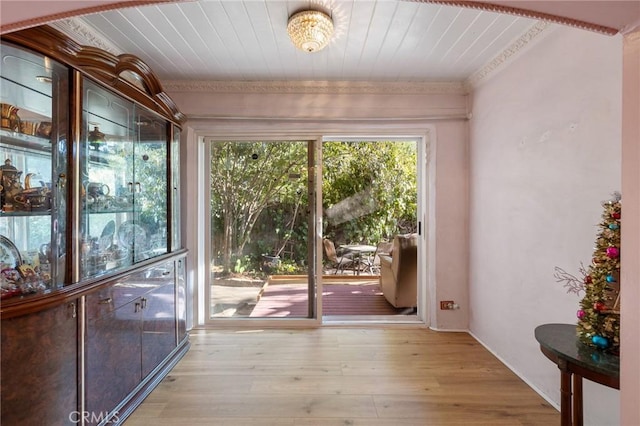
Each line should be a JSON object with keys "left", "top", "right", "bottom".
{"left": 576, "top": 192, "right": 621, "bottom": 353}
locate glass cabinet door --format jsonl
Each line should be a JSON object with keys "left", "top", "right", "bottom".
{"left": 133, "top": 107, "right": 168, "bottom": 260}
{"left": 81, "top": 79, "right": 134, "bottom": 279}
{"left": 80, "top": 78, "right": 169, "bottom": 280}
{"left": 0, "top": 43, "right": 69, "bottom": 300}
{"left": 170, "top": 126, "right": 181, "bottom": 252}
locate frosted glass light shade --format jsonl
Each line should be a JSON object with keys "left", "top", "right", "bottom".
{"left": 287, "top": 10, "right": 334, "bottom": 53}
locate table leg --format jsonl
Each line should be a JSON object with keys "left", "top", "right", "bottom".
{"left": 559, "top": 363, "right": 572, "bottom": 426}
{"left": 573, "top": 374, "right": 583, "bottom": 426}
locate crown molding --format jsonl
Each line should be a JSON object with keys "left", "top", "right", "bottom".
{"left": 466, "top": 20, "right": 551, "bottom": 89}
{"left": 162, "top": 80, "right": 468, "bottom": 95}
{"left": 0, "top": 1, "right": 173, "bottom": 35}
{"left": 423, "top": 1, "right": 619, "bottom": 35}
{"left": 51, "top": 17, "right": 122, "bottom": 55}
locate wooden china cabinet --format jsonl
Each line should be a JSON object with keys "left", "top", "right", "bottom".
{"left": 0, "top": 26, "right": 189, "bottom": 425}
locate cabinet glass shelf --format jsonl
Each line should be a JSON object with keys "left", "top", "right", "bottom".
{"left": 0, "top": 211, "right": 51, "bottom": 217}
{"left": 0, "top": 129, "right": 52, "bottom": 154}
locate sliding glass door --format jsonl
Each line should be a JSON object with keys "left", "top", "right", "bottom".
{"left": 204, "top": 137, "right": 422, "bottom": 322}
{"left": 321, "top": 139, "right": 418, "bottom": 318}
{"left": 207, "top": 140, "right": 316, "bottom": 319}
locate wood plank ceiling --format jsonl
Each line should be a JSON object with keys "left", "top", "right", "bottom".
{"left": 53, "top": 0, "right": 542, "bottom": 83}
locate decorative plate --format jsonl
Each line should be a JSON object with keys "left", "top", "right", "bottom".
{"left": 0, "top": 235, "right": 22, "bottom": 267}
{"left": 98, "top": 220, "right": 115, "bottom": 251}
{"left": 117, "top": 221, "right": 147, "bottom": 250}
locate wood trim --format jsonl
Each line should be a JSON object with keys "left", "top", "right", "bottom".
{"left": 420, "top": 0, "right": 620, "bottom": 35}
{"left": 2, "top": 26, "right": 186, "bottom": 124}
{"left": 0, "top": 1, "right": 176, "bottom": 35}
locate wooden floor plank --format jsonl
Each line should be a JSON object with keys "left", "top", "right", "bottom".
{"left": 124, "top": 328, "right": 558, "bottom": 425}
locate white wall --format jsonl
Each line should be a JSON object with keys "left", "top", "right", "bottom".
{"left": 429, "top": 120, "right": 469, "bottom": 330}
{"left": 170, "top": 85, "right": 470, "bottom": 330}
{"left": 469, "top": 25, "right": 622, "bottom": 424}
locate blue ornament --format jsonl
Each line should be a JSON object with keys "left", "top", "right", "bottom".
{"left": 609, "top": 223, "right": 619, "bottom": 230}
{"left": 591, "top": 352, "right": 601, "bottom": 363}
{"left": 606, "top": 274, "right": 616, "bottom": 283}
{"left": 592, "top": 335, "right": 610, "bottom": 349}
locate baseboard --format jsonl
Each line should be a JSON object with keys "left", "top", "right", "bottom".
{"left": 468, "top": 330, "right": 560, "bottom": 411}
{"left": 428, "top": 326, "right": 469, "bottom": 332}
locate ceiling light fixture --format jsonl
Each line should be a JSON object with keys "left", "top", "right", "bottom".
{"left": 287, "top": 10, "right": 334, "bottom": 53}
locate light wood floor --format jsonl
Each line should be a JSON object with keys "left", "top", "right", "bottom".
{"left": 125, "top": 327, "right": 559, "bottom": 425}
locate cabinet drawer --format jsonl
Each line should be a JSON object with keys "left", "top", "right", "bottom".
{"left": 85, "top": 262, "right": 175, "bottom": 320}
{"left": 86, "top": 278, "right": 147, "bottom": 320}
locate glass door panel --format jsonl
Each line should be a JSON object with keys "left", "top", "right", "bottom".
{"left": 133, "top": 107, "right": 168, "bottom": 260}
{"left": 321, "top": 140, "right": 418, "bottom": 317}
{"left": 81, "top": 80, "right": 170, "bottom": 279}
{"left": 81, "top": 78, "right": 134, "bottom": 278}
{"left": 170, "top": 127, "right": 181, "bottom": 252}
{"left": 208, "top": 141, "right": 313, "bottom": 319}
{"left": 0, "top": 42, "right": 69, "bottom": 300}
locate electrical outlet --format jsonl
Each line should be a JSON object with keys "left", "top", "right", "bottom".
{"left": 440, "top": 300, "right": 454, "bottom": 310}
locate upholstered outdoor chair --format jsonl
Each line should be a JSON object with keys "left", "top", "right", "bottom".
{"left": 378, "top": 234, "right": 417, "bottom": 308}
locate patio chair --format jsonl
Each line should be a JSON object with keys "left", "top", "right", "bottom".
{"left": 322, "top": 238, "right": 354, "bottom": 274}
{"left": 361, "top": 240, "right": 394, "bottom": 274}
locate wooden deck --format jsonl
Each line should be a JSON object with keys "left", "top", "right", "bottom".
{"left": 252, "top": 282, "right": 406, "bottom": 317}
{"left": 213, "top": 275, "right": 409, "bottom": 318}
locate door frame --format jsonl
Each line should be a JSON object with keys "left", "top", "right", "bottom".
{"left": 203, "top": 137, "right": 322, "bottom": 327}
{"left": 320, "top": 136, "right": 427, "bottom": 325}
{"left": 197, "top": 129, "right": 432, "bottom": 328}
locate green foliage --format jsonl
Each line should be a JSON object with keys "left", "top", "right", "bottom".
{"left": 210, "top": 140, "right": 417, "bottom": 274}
{"left": 322, "top": 141, "right": 417, "bottom": 244}
{"left": 135, "top": 141, "right": 167, "bottom": 235}
{"left": 233, "top": 255, "right": 253, "bottom": 274}
{"left": 273, "top": 259, "right": 303, "bottom": 275}
{"left": 211, "top": 141, "right": 308, "bottom": 272}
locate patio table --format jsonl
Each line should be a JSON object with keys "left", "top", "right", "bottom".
{"left": 340, "top": 244, "right": 376, "bottom": 275}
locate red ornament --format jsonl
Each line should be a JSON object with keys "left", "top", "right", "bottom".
{"left": 611, "top": 212, "right": 621, "bottom": 219}
{"left": 606, "top": 247, "right": 619, "bottom": 258}
{"left": 593, "top": 301, "right": 606, "bottom": 312}
{"left": 583, "top": 275, "right": 593, "bottom": 284}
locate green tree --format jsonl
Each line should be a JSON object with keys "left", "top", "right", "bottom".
{"left": 211, "top": 141, "right": 307, "bottom": 273}
{"left": 322, "top": 141, "right": 417, "bottom": 244}
{"left": 136, "top": 141, "right": 167, "bottom": 237}
{"left": 210, "top": 140, "right": 417, "bottom": 275}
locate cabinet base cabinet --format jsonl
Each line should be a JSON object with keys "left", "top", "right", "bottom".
{"left": 1, "top": 301, "right": 78, "bottom": 426}
{"left": 85, "top": 299, "right": 143, "bottom": 424}
{"left": 142, "top": 283, "right": 177, "bottom": 378}
{"left": 0, "top": 255, "right": 189, "bottom": 425}
{"left": 84, "top": 260, "right": 187, "bottom": 425}
{"left": 176, "top": 257, "right": 188, "bottom": 344}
